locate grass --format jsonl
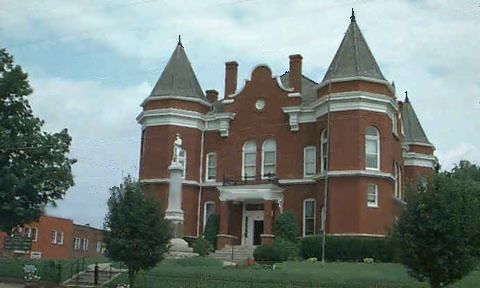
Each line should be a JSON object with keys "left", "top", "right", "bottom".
{"left": 109, "top": 257, "right": 480, "bottom": 288}
{"left": 0, "top": 256, "right": 110, "bottom": 283}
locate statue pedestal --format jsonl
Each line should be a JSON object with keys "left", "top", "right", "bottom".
{"left": 165, "top": 163, "right": 184, "bottom": 238}
{"left": 166, "top": 238, "right": 198, "bottom": 259}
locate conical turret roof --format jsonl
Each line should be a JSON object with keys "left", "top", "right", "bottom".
{"left": 322, "top": 10, "right": 386, "bottom": 83}
{"left": 150, "top": 38, "right": 205, "bottom": 99}
{"left": 401, "top": 95, "right": 432, "bottom": 145}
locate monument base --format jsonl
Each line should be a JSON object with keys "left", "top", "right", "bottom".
{"left": 166, "top": 238, "right": 198, "bottom": 259}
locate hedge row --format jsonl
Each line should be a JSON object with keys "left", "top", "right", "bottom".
{"left": 300, "top": 235, "right": 396, "bottom": 262}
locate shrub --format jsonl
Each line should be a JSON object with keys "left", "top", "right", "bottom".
{"left": 192, "top": 238, "right": 212, "bottom": 256}
{"left": 273, "top": 211, "right": 298, "bottom": 243}
{"left": 254, "top": 241, "right": 287, "bottom": 262}
{"left": 203, "top": 214, "right": 219, "bottom": 248}
{"left": 274, "top": 237, "right": 300, "bottom": 261}
{"left": 300, "top": 235, "right": 395, "bottom": 262}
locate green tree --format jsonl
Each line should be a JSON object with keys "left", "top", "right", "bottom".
{"left": 103, "top": 176, "right": 171, "bottom": 287}
{"left": 203, "top": 214, "right": 219, "bottom": 248}
{"left": 393, "top": 162, "right": 480, "bottom": 287}
{"left": 273, "top": 211, "right": 298, "bottom": 243}
{"left": 0, "top": 49, "right": 75, "bottom": 231}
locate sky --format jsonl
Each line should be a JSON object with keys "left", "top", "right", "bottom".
{"left": 1, "top": 0, "right": 479, "bottom": 228}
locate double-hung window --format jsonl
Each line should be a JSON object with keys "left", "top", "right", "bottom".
{"left": 304, "top": 146, "right": 316, "bottom": 177}
{"left": 320, "top": 130, "right": 328, "bottom": 172}
{"left": 303, "top": 199, "right": 316, "bottom": 236}
{"left": 206, "top": 153, "right": 217, "bottom": 182}
{"left": 243, "top": 141, "right": 257, "bottom": 180}
{"left": 262, "top": 139, "right": 276, "bottom": 178}
{"left": 179, "top": 149, "right": 186, "bottom": 178}
{"left": 367, "top": 184, "right": 378, "bottom": 207}
{"left": 203, "top": 201, "right": 215, "bottom": 231}
{"left": 365, "top": 126, "right": 380, "bottom": 170}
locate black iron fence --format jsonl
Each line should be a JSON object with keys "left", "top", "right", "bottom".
{"left": 223, "top": 173, "right": 279, "bottom": 186}
{"left": 109, "top": 272, "right": 326, "bottom": 288}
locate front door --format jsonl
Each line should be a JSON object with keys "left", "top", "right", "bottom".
{"left": 243, "top": 209, "right": 264, "bottom": 246}
{"left": 253, "top": 220, "right": 264, "bottom": 245}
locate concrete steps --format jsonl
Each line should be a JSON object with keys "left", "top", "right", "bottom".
{"left": 64, "top": 264, "right": 125, "bottom": 287}
{"left": 209, "top": 245, "right": 255, "bottom": 263}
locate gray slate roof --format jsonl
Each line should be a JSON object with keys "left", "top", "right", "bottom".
{"left": 280, "top": 72, "right": 318, "bottom": 104}
{"left": 322, "top": 14, "right": 386, "bottom": 83}
{"left": 401, "top": 97, "right": 431, "bottom": 145}
{"left": 150, "top": 41, "right": 205, "bottom": 99}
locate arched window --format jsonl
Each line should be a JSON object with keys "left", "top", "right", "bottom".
{"left": 203, "top": 201, "right": 215, "bottom": 231}
{"left": 179, "top": 149, "right": 186, "bottom": 178}
{"left": 365, "top": 126, "right": 380, "bottom": 170}
{"left": 262, "top": 139, "right": 276, "bottom": 179}
{"left": 303, "top": 199, "right": 316, "bottom": 236}
{"left": 242, "top": 141, "right": 257, "bottom": 180}
{"left": 320, "top": 130, "right": 328, "bottom": 172}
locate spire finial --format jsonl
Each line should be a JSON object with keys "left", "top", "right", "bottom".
{"left": 177, "top": 34, "right": 183, "bottom": 47}
{"left": 350, "top": 8, "right": 356, "bottom": 22}
{"left": 405, "top": 91, "right": 410, "bottom": 103}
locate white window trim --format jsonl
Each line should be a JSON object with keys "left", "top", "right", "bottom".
{"left": 302, "top": 198, "right": 316, "bottom": 237}
{"left": 203, "top": 201, "right": 215, "bottom": 231}
{"left": 320, "top": 130, "right": 328, "bottom": 173}
{"left": 392, "top": 113, "right": 398, "bottom": 137}
{"left": 303, "top": 146, "right": 316, "bottom": 178}
{"left": 74, "top": 237, "right": 81, "bottom": 250}
{"left": 96, "top": 241, "right": 102, "bottom": 253}
{"left": 367, "top": 184, "right": 379, "bottom": 208}
{"left": 261, "top": 139, "right": 276, "bottom": 179}
{"left": 83, "top": 238, "right": 89, "bottom": 251}
{"left": 57, "top": 231, "right": 64, "bottom": 245}
{"left": 365, "top": 127, "right": 380, "bottom": 171}
{"left": 51, "top": 230, "right": 57, "bottom": 244}
{"left": 242, "top": 141, "right": 257, "bottom": 180}
{"left": 179, "top": 149, "right": 187, "bottom": 179}
{"left": 24, "top": 225, "right": 31, "bottom": 238}
{"left": 205, "top": 152, "right": 217, "bottom": 182}
{"left": 31, "top": 227, "right": 38, "bottom": 242}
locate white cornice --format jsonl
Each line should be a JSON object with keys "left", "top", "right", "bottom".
{"left": 140, "top": 95, "right": 211, "bottom": 107}
{"left": 137, "top": 108, "right": 206, "bottom": 130}
{"left": 137, "top": 108, "right": 235, "bottom": 137}
{"left": 218, "top": 183, "right": 284, "bottom": 201}
{"left": 403, "top": 152, "right": 437, "bottom": 168}
{"left": 282, "top": 91, "right": 399, "bottom": 131}
{"left": 278, "top": 179, "right": 316, "bottom": 184}
{"left": 313, "top": 170, "right": 395, "bottom": 181}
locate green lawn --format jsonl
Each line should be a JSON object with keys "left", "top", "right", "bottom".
{"left": 110, "top": 257, "right": 480, "bottom": 288}
{"left": 0, "top": 256, "right": 110, "bottom": 283}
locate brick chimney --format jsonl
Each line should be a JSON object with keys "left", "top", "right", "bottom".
{"left": 224, "top": 61, "right": 238, "bottom": 97}
{"left": 206, "top": 89, "right": 219, "bottom": 103}
{"left": 289, "top": 54, "right": 303, "bottom": 93}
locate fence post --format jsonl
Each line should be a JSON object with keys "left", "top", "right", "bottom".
{"left": 56, "top": 263, "right": 62, "bottom": 283}
{"left": 94, "top": 263, "right": 99, "bottom": 286}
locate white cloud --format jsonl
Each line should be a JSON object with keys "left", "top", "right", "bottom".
{"left": 28, "top": 77, "right": 150, "bottom": 228}
{"left": 437, "top": 144, "right": 480, "bottom": 171}
{"left": 2, "top": 0, "right": 479, "bottom": 225}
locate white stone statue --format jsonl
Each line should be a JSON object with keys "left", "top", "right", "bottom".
{"left": 172, "top": 133, "right": 183, "bottom": 164}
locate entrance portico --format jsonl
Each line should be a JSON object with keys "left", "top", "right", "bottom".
{"left": 216, "top": 184, "right": 284, "bottom": 249}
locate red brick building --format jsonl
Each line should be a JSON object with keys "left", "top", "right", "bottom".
{"left": 0, "top": 216, "right": 104, "bottom": 259}
{"left": 138, "top": 12, "right": 436, "bottom": 249}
